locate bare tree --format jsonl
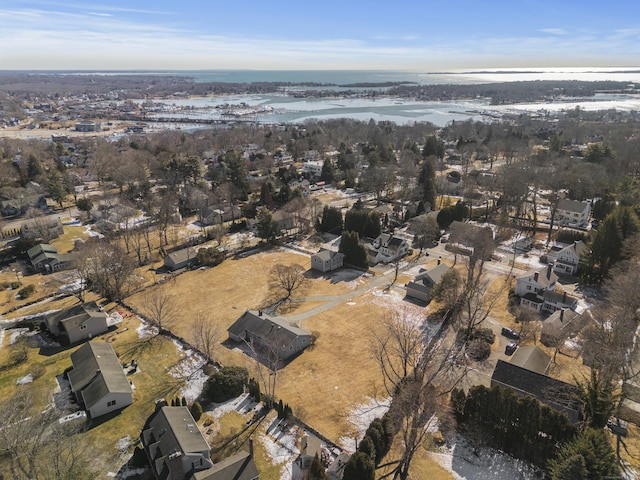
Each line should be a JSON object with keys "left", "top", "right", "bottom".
{"left": 190, "top": 311, "right": 221, "bottom": 361}
{"left": 412, "top": 214, "right": 439, "bottom": 257}
{"left": 143, "top": 290, "right": 179, "bottom": 335}
{"left": 370, "top": 309, "right": 426, "bottom": 397}
{"left": 269, "top": 264, "right": 308, "bottom": 302}
{"left": 0, "top": 390, "right": 96, "bottom": 480}
{"left": 81, "top": 238, "right": 138, "bottom": 301}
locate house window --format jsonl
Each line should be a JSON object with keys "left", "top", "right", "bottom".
{"left": 526, "top": 285, "right": 531, "bottom": 291}
{"left": 107, "top": 400, "right": 117, "bottom": 407}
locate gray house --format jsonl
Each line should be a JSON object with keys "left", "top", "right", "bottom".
{"left": 164, "top": 247, "right": 198, "bottom": 271}
{"left": 311, "top": 249, "right": 344, "bottom": 273}
{"left": 27, "top": 243, "right": 71, "bottom": 273}
{"left": 68, "top": 341, "right": 133, "bottom": 419}
{"left": 228, "top": 311, "right": 311, "bottom": 362}
{"left": 141, "top": 402, "right": 259, "bottom": 480}
{"left": 43, "top": 302, "right": 109, "bottom": 345}
{"left": 405, "top": 262, "right": 449, "bottom": 303}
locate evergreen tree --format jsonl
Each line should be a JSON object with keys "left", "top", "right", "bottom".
{"left": 320, "top": 159, "right": 334, "bottom": 183}
{"left": 47, "top": 168, "right": 67, "bottom": 207}
{"left": 27, "top": 154, "right": 44, "bottom": 181}
{"left": 339, "top": 231, "right": 368, "bottom": 268}
{"left": 575, "top": 368, "right": 618, "bottom": 429}
{"left": 307, "top": 453, "right": 328, "bottom": 480}
{"left": 342, "top": 452, "right": 375, "bottom": 480}
{"left": 422, "top": 135, "right": 444, "bottom": 159}
{"left": 358, "top": 436, "right": 376, "bottom": 462}
{"left": 418, "top": 158, "right": 437, "bottom": 209}
{"left": 256, "top": 208, "right": 279, "bottom": 242}
{"left": 260, "top": 182, "right": 275, "bottom": 210}
{"left": 548, "top": 429, "right": 619, "bottom": 480}
{"left": 190, "top": 402, "right": 203, "bottom": 422}
{"left": 318, "top": 206, "right": 343, "bottom": 234}
{"left": 181, "top": 397, "right": 187, "bottom": 406}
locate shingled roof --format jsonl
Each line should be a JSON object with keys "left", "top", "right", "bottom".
{"left": 491, "top": 359, "right": 580, "bottom": 423}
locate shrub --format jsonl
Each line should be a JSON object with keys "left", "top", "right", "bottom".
{"left": 190, "top": 401, "right": 203, "bottom": 422}
{"left": 10, "top": 281, "right": 22, "bottom": 289}
{"left": 18, "top": 284, "right": 35, "bottom": 298}
{"left": 466, "top": 338, "right": 492, "bottom": 361}
{"left": 203, "top": 366, "right": 248, "bottom": 403}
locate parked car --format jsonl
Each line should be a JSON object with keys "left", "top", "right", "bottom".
{"left": 501, "top": 327, "right": 521, "bottom": 340}
{"left": 505, "top": 342, "right": 518, "bottom": 356}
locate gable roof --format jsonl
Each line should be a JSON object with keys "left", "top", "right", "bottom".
{"left": 557, "top": 198, "right": 589, "bottom": 214}
{"left": 192, "top": 451, "right": 259, "bottom": 480}
{"left": 166, "top": 247, "right": 197, "bottom": 265}
{"left": 491, "top": 359, "right": 580, "bottom": 423}
{"left": 27, "top": 243, "right": 58, "bottom": 259}
{"left": 45, "top": 301, "right": 108, "bottom": 331}
{"left": 518, "top": 266, "right": 558, "bottom": 288}
{"left": 415, "top": 263, "right": 450, "bottom": 285}
{"left": 68, "top": 341, "right": 132, "bottom": 407}
{"left": 312, "top": 249, "right": 343, "bottom": 262}
{"left": 228, "top": 311, "right": 310, "bottom": 346}
{"left": 510, "top": 346, "right": 551, "bottom": 374}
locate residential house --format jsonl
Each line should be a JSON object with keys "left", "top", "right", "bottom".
{"left": 67, "top": 341, "right": 133, "bottom": 419}
{"left": 296, "top": 435, "right": 324, "bottom": 470}
{"left": 515, "top": 265, "right": 577, "bottom": 313}
{"left": 556, "top": 199, "right": 591, "bottom": 228}
{"left": 510, "top": 346, "right": 551, "bottom": 374}
{"left": 311, "top": 249, "right": 344, "bottom": 273}
{"left": 92, "top": 204, "right": 139, "bottom": 232}
{"left": 164, "top": 247, "right": 198, "bottom": 271}
{"left": 552, "top": 240, "right": 589, "bottom": 275}
{"left": 272, "top": 210, "right": 295, "bottom": 232}
{"left": 141, "top": 401, "right": 259, "bottom": 480}
{"left": 541, "top": 308, "right": 585, "bottom": 347}
{"left": 301, "top": 161, "right": 323, "bottom": 179}
{"left": 43, "top": 301, "right": 109, "bottom": 345}
{"left": 75, "top": 121, "right": 100, "bottom": 132}
{"left": 405, "top": 262, "right": 449, "bottom": 303}
{"left": 27, "top": 243, "right": 71, "bottom": 273}
{"left": 289, "top": 178, "right": 311, "bottom": 197}
{"left": 371, "top": 233, "right": 409, "bottom": 264}
{"left": 228, "top": 310, "right": 311, "bottom": 363}
{"left": 491, "top": 359, "right": 581, "bottom": 423}
{"left": 201, "top": 205, "right": 241, "bottom": 226}
{"left": 1, "top": 193, "right": 47, "bottom": 217}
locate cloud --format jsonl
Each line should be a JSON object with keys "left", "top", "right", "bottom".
{"left": 540, "top": 28, "right": 569, "bottom": 36}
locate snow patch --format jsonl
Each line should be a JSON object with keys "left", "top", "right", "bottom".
{"left": 167, "top": 341, "right": 208, "bottom": 402}
{"left": 16, "top": 374, "right": 34, "bottom": 385}
{"left": 339, "top": 397, "right": 391, "bottom": 453}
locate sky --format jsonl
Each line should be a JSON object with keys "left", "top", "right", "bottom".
{"left": 1, "top": 0, "right": 640, "bottom": 71}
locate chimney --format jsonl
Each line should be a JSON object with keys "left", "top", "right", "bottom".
{"left": 547, "top": 264, "right": 552, "bottom": 278}
{"left": 437, "top": 257, "right": 441, "bottom": 265}
{"left": 534, "top": 271, "right": 539, "bottom": 282}
{"left": 562, "top": 291, "right": 567, "bottom": 303}
{"left": 560, "top": 309, "right": 565, "bottom": 322}
{"left": 258, "top": 310, "right": 262, "bottom": 317}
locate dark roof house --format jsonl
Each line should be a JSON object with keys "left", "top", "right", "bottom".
{"left": 141, "top": 402, "right": 259, "bottom": 480}
{"left": 68, "top": 341, "right": 133, "bottom": 419}
{"left": 491, "top": 359, "right": 581, "bottom": 423}
{"left": 228, "top": 310, "right": 311, "bottom": 363}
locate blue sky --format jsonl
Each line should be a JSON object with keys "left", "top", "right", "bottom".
{"left": 2, "top": 0, "right": 640, "bottom": 70}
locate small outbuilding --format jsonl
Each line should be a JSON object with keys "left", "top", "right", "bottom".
{"left": 164, "top": 247, "right": 197, "bottom": 271}
{"left": 405, "top": 262, "right": 449, "bottom": 303}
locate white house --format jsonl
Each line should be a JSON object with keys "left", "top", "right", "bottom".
{"left": 301, "top": 161, "right": 323, "bottom": 178}
{"left": 556, "top": 199, "right": 591, "bottom": 228}
{"left": 516, "top": 265, "right": 577, "bottom": 313}
{"left": 372, "top": 233, "right": 409, "bottom": 264}
{"left": 311, "top": 249, "right": 344, "bottom": 273}
{"left": 552, "top": 240, "right": 589, "bottom": 275}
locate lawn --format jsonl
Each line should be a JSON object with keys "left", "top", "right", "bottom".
{"left": 0, "top": 309, "right": 190, "bottom": 475}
